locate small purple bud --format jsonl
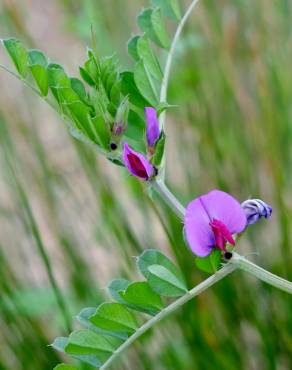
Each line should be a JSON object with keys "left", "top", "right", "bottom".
{"left": 122, "top": 142, "right": 154, "bottom": 180}
{"left": 145, "top": 107, "right": 160, "bottom": 148}
{"left": 113, "top": 123, "right": 126, "bottom": 137}
{"left": 112, "top": 96, "right": 129, "bottom": 137}
{"left": 241, "top": 199, "right": 272, "bottom": 225}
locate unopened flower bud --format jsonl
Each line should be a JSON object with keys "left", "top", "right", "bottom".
{"left": 145, "top": 107, "right": 160, "bottom": 148}
{"left": 122, "top": 142, "right": 154, "bottom": 180}
{"left": 112, "top": 96, "right": 129, "bottom": 138}
{"left": 241, "top": 199, "right": 272, "bottom": 225}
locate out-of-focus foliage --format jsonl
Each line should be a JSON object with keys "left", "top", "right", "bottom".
{"left": 0, "top": 0, "right": 292, "bottom": 369}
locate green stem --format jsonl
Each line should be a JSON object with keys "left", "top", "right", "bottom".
{"left": 151, "top": 179, "right": 185, "bottom": 219}
{"left": 159, "top": 0, "right": 201, "bottom": 119}
{"left": 159, "top": 0, "right": 201, "bottom": 179}
{"left": 231, "top": 253, "right": 292, "bottom": 294}
{"left": 100, "top": 262, "right": 237, "bottom": 370}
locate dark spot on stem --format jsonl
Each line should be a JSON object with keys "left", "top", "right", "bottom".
{"left": 224, "top": 251, "right": 233, "bottom": 260}
{"left": 110, "top": 142, "right": 118, "bottom": 151}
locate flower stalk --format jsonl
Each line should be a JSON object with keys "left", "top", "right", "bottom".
{"left": 231, "top": 253, "right": 292, "bottom": 294}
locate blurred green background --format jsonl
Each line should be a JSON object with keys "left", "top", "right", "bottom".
{"left": 1, "top": 0, "right": 292, "bottom": 369}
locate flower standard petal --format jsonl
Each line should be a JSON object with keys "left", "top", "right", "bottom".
{"left": 122, "top": 142, "right": 154, "bottom": 180}
{"left": 198, "top": 190, "right": 247, "bottom": 234}
{"left": 145, "top": 107, "right": 160, "bottom": 148}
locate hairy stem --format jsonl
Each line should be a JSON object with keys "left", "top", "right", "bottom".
{"left": 231, "top": 253, "right": 292, "bottom": 294}
{"left": 100, "top": 262, "right": 237, "bottom": 370}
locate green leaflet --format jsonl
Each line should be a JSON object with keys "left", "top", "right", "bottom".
{"left": 137, "top": 7, "right": 171, "bottom": 49}
{"left": 137, "top": 8, "right": 162, "bottom": 49}
{"left": 65, "top": 329, "right": 121, "bottom": 356}
{"left": 89, "top": 302, "right": 138, "bottom": 334}
{"left": 28, "top": 50, "right": 49, "bottom": 96}
{"left": 70, "top": 77, "right": 89, "bottom": 105}
{"left": 119, "top": 281, "right": 163, "bottom": 315}
{"left": 91, "top": 115, "right": 111, "bottom": 149}
{"left": 151, "top": 0, "right": 181, "bottom": 20}
{"left": 137, "top": 249, "right": 187, "bottom": 296}
{"left": 134, "top": 59, "right": 159, "bottom": 107}
{"left": 133, "top": 35, "right": 162, "bottom": 107}
{"left": 53, "top": 364, "right": 78, "bottom": 370}
{"left": 65, "top": 101, "right": 98, "bottom": 143}
{"left": 2, "top": 38, "right": 28, "bottom": 77}
{"left": 195, "top": 249, "right": 222, "bottom": 273}
{"left": 124, "top": 110, "right": 146, "bottom": 153}
{"left": 121, "top": 71, "right": 150, "bottom": 108}
{"left": 80, "top": 49, "right": 100, "bottom": 86}
{"left": 47, "top": 64, "right": 70, "bottom": 102}
{"left": 79, "top": 66, "right": 95, "bottom": 86}
{"left": 47, "top": 63, "right": 70, "bottom": 88}
{"left": 127, "top": 35, "right": 140, "bottom": 61}
{"left": 136, "top": 35, "right": 163, "bottom": 82}
{"left": 52, "top": 337, "right": 104, "bottom": 367}
{"left": 108, "top": 279, "right": 162, "bottom": 315}
{"left": 107, "top": 278, "right": 131, "bottom": 303}
{"left": 151, "top": 8, "right": 171, "bottom": 49}
{"left": 151, "top": 131, "right": 166, "bottom": 167}
{"left": 147, "top": 264, "right": 187, "bottom": 297}
{"left": 76, "top": 307, "right": 128, "bottom": 340}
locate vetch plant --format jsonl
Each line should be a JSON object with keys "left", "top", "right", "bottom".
{"left": 0, "top": 0, "right": 291, "bottom": 369}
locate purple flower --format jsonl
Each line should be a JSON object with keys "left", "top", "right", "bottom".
{"left": 122, "top": 142, "right": 154, "bottom": 180}
{"left": 241, "top": 199, "right": 272, "bottom": 225}
{"left": 145, "top": 107, "right": 160, "bottom": 148}
{"left": 184, "top": 190, "right": 247, "bottom": 257}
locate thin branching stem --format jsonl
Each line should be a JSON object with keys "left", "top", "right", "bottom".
{"left": 159, "top": 0, "right": 201, "bottom": 179}
{"left": 151, "top": 179, "right": 185, "bottom": 219}
{"left": 159, "top": 0, "right": 201, "bottom": 122}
